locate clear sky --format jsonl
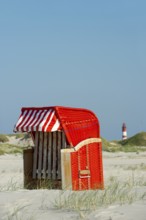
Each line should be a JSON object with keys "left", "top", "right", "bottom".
{"left": 0, "top": 0, "right": 146, "bottom": 140}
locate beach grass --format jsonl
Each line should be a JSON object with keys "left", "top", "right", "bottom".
{"left": 0, "top": 143, "right": 23, "bottom": 155}
{"left": 53, "top": 175, "right": 146, "bottom": 216}
{"left": 102, "top": 136, "right": 146, "bottom": 152}
{"left": 0, "top": 177, "right": 23, "bottom": 192}
{"left": 102, "top": 144, "right": 146, "bottom": 153}
{"left": 102, "top": 132, "right": 146, "bottom": 152}
{"left": 6, "top": 204, "right": 35, "bottom": 220}
{"left": 0, "top": 134, "right": 9, "bottom": 143}
{"left": 119, "top": 132, "right": 146, "bottom": 146}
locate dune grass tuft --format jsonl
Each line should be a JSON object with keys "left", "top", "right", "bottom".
{"left": 0, "top": 143, "right": 23, "bottom": 155}
{"left": 119, "top": 132, "right": 146, "bottom": 146}
{"left": 0, "top": 134, "right": 9, "bottom": 143}
{"left": 54, "top": 175, "right": 146, "bottom": 216}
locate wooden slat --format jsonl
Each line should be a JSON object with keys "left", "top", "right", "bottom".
{"left": 42, "top": 132, "right": 47, "bottom": 179}
{"left": 47, "top": 132, "right": 52, "bottom": 179}
{"left": 33, "top": 131, "right": 39, "bottom": 179}
{"left": 38, "top": 132, "right": 43, "bottom": 179}
{"left": 52, "top": 132, "right": 57, "bottom": 180}
{"left": 32, "top": 130, "right": 68, "bottom": 181}
{"left": 57, "top": 131, "right": 61, "bottom": 179}
{"left": 62, "top": 131, "right": 67, "bottom": 149}
{"left": 79, "top": 170, "right": 90, "bottom": 175}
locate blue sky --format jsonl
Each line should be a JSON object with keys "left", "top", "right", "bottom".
{"left": 0, "top": 0, "right": 146, "bottom": 140}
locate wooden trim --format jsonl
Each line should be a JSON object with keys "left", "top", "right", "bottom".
{"left": 74, "top": 138, "right": 101, "bottom": 151}
{"left": 61, "top": 138, "right": 101, "bottom": 153}
{"left": 61, "top": 150, "right": 72, "bottom": 190}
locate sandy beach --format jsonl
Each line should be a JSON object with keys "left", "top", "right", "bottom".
{"left": 0, "top": 151, "right": 146, "bottom": 220}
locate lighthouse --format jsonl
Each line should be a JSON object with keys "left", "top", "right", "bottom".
{"left": 122, "top": 123, "right": 127, "bottom": 140}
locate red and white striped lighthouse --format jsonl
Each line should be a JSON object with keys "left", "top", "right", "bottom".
{"left": 122, "top": 123, "right": 127, "bottom": 140}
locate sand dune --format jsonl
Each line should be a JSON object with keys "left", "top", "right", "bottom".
{"left": 0, "top": 152, "right": 146, "bottom": 219}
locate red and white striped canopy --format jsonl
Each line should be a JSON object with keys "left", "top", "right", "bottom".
{"left": 14, "top": 108, "right": 61, "bottom": 132}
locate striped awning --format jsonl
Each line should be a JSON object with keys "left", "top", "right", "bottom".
{"left": 13, "top": 108, "right": 61, "bottom": 132}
